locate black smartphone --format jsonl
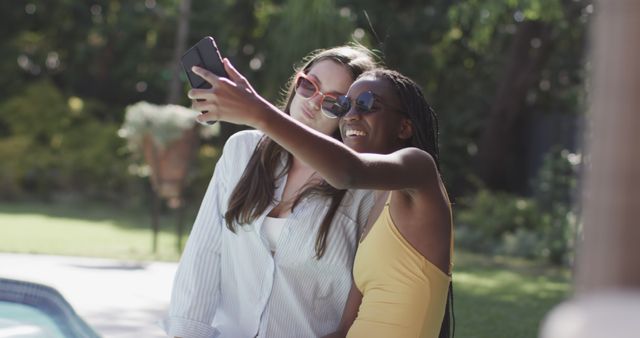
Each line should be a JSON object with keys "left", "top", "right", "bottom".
{"left": 181, "top": 36, "right": 228, "bottom": 88}
{"left": 181, "top": 36, "right": 228, "bottom": 125}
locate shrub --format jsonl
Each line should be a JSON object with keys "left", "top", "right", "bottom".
{"left": 456, "top": 147, "right": 580, "bottom": 265}
{"left": 0, "top": 80, "right": 138, "bottom": 201}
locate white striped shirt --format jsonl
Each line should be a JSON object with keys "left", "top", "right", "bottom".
{"left": 164, "top": 130, "right": 374, "bottom": 338}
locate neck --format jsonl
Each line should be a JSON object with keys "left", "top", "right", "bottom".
{"left": 376, "top": 190, "right": 390, "bottom": 202}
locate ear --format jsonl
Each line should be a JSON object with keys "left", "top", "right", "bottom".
{"left": 398, "top": 118, "right": 413, "bottom": 141}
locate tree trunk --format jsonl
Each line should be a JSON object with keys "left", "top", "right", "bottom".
{"left": 167, "top": 0, "right": 192, "bottom": 104}
{"left": 475, "top": 20, "right": 553, "bottom": 192}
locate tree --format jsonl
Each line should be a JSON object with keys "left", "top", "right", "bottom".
{"left": 167, "top": 0, "right": 192, "bottom": 105}
{"left": 475, "top": 0, "right": 590, "bottom": 192}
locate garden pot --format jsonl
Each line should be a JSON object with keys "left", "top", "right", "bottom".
{"left": 142, "top": 126, "right": 198, "bottom": 205}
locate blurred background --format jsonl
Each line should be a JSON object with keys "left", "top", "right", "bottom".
{"left": 0, "top": 0, "right": 593, "bottom": 337}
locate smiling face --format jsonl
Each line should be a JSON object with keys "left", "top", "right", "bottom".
{"left": 289, "top": 60, "right": 354, "bottom": 136}
{"left": 339, "top": 76, "right": 412, "bottom": 154}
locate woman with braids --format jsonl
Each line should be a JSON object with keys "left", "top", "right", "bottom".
{"left": 189, "top": 63, "right": 454, "bottom": 338}
{"left": 165, "top": 45, "right": 378, "bottom": 338}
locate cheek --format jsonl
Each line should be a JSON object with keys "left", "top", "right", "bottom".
{"left": 319, "top": 115, "right": 339, "bottom": 130}
{"left": 289, "top": 95, "right": 303, "bottom": 115}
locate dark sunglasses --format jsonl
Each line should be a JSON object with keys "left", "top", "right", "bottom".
{"left": 294, "top": 72, "right": 343, "bottom": 119}
{"left": 329, "top": 90, "right": 408, "bottom": 118}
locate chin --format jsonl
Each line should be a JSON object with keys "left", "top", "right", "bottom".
{"left": 344, "top": 139, "right": 368, "bottom": 153}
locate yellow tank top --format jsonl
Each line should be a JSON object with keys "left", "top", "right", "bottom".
{"left": 347, "top": 194, "right": 451, "bottom": 338}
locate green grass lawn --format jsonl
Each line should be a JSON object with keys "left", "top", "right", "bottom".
{"left": 0, "top": 200, "right": 571, "bottom": 337}
{"left": 0, "top": 201, "right": 191, "bottom": 261}
{"left": 452, "top": 252, "right": 570, "bottom": 338}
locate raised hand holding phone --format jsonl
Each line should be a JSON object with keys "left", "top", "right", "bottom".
{"left": 188, "top": 60, "right": 278, "bottom": 128}
{"left": 181, "top": 36, "right": 228, "bottom": 125}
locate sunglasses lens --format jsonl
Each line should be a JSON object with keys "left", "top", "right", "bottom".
{"left": 320, "top": 97, "right": 342, "bottom": 118}
{"left": 295, "top": 77, "right": 317, "bottom": 98}
{"left": 332, "top": 95, "right": 352, "bottom": 117}
{"left": 355, "top": 91, "right": 374, "bottom": 114}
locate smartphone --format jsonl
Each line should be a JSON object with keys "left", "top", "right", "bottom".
{"left": 181, "top": 36, "right": 228, "bottom": 88}
{"left": 181, "top": 36, "right": 228, "bottom": 125}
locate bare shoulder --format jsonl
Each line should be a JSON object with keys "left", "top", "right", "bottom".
{"left": 397, "top": 147, "right": 438, "bottom": 176}
{"left": 391, "top": 144, "right": 450, "bottom": 223}
{"left": 394, "top": 147, "right": 435, "bottom": 164}
{"left": 388, "top": 147, "right": 440, "bottom": 195}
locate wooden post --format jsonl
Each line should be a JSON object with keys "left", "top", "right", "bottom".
{"left": 176, "top": 198, "right": 187, "bottom": 252}
{"left": 540, "top": 1, "right": 640, "bottom": 337}
{"left": 151, "top": 182, "right": 160, "bottom": 254}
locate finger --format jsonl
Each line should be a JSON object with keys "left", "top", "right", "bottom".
{"left": 192, "top": 66, "right": 219, "bottom": 87}
{"left": 191, "top": 99, "right": 217, "bottom": 113}
{"left": 188, "top": 88, "right": 215, "bottom": 100}
{"left": 196, "top": 110, "right": 219, "bottom": 124}
{"left": 223, "top": 59, "right": 253, "bottom": 91}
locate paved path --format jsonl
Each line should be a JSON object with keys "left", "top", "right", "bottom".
{"left": 0, "top": 253, "right": 178, "bottom": 338}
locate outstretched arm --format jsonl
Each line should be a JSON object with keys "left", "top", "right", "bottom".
{"left": 190, "top": 61, "right": 440, "bottom": 192}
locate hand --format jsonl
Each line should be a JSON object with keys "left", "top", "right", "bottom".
{"left": 188, "top": 59, "right": 269, "bottom": 127}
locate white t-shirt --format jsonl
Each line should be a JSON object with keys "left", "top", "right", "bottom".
{"left": 262, "top": 216, "right": 286, "bottom": 252}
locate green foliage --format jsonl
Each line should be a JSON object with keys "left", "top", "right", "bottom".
{"left": 0, "top": 80, "right": 134, "bottom": 200}
{"left": 456, "top": 190, "right": 578, "bottom": 265}
{"left": 0, "top": 0, "right": 589, "bottom": 207}
{"left": 259, "top": 0, "right": 356, "bottom": 98}
{"left": 456, "top": 147, "right": 580, "bottom": 265}
{"left": 456, "top": 190, "right": 539, "bottom": 253}
{"left": 532, "top": 146, "right": 579, "bottom": 209}
{"left": 530, "top": 147, "right": 581, "bottom": 264}
{"left": 340, "top": 0, "right": 590, "bottom": 194}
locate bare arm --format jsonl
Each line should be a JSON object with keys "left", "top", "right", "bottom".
{"left": 190, "top": 61, "right": 440, "bottom": 192}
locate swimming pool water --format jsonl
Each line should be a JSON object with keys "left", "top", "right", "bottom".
{"left": 0, "top": 301, "right": 66, "bottom": 338}
{"left": 0, "top": 278, "right": 100, "bottom": 338}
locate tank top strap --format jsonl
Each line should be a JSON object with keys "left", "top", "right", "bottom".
{"left": 384, "top": 191, "right": 393, "bottom": 206}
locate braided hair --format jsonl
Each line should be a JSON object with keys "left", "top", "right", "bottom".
{"left": 359, "top": 69, "right": 441, "bottom": 170}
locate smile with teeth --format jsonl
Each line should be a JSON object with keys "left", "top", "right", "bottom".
{"left": 345, "top": 129, "right": 367, "bottom": 137}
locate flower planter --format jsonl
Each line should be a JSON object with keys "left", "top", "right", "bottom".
{"left": 142, "top": 127, "right": 198, "bottom": 206}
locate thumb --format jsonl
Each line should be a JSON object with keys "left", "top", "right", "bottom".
{"left": 223, "top": 58, "right": 253, "bottom": 91}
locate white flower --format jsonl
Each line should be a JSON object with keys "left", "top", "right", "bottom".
{"left": 118, "top": 101, "right": 200, "bottom": 150}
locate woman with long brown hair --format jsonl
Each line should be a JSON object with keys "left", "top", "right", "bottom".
{"left": 165, "top": 45, "right": 378, "bottom": 338}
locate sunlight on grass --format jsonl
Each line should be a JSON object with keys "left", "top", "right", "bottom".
{"left": 454, "top": 253, "right": 571, "bottom": 338}
{"left": 0, "top": 205, "right": 184, "bottom": 261}
{"left": 0, "top": 201, "right": 572, "bottom": 337}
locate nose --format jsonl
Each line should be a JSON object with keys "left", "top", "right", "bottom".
{"left": 307, "top": 92, "right": 324, "bottom": 110}
{"left": 341, "top": 105, "right": 362, "bottom": 121}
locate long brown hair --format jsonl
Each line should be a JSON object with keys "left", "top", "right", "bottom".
{"left": 224, "top": 45, "right": 378, "bottom": 258}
